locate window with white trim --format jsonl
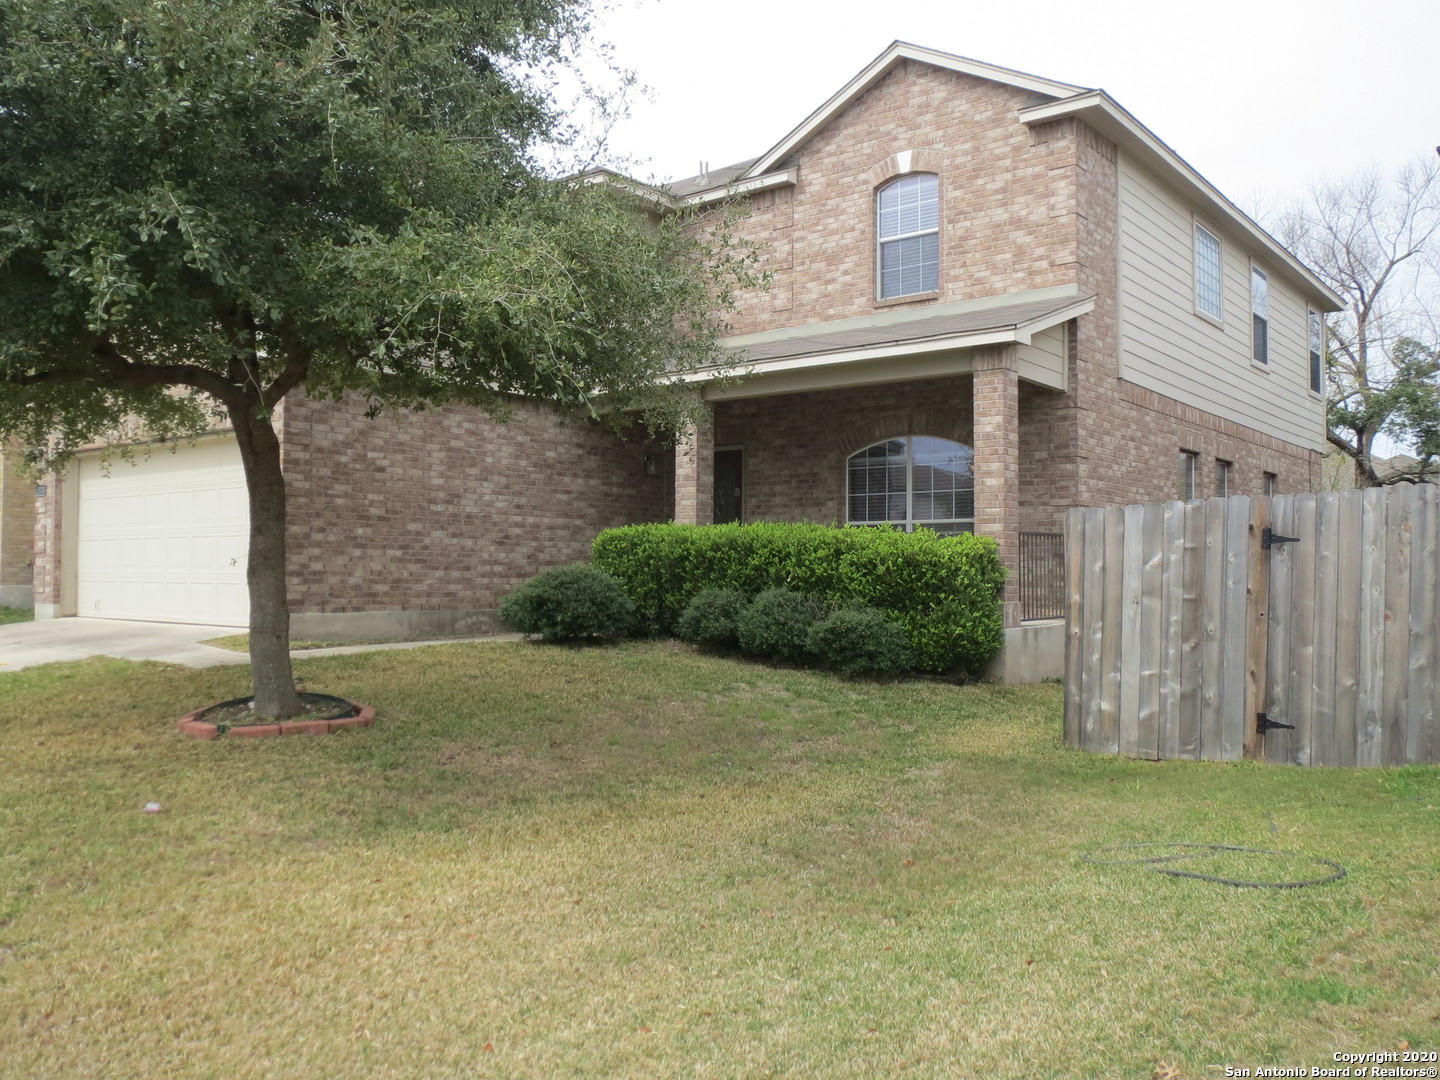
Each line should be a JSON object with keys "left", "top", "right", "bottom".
{"left": 1215, "top": 459, "right": 1231, "bottom": 498}
{"left": 1251, "top": 267, "right": 1269, "bottom": 364}
{"left": 1180, "top": 450, "right": 1198, "bottom": 500}
{"left": 1195, "top": 224, "right": 1222, "bottom": 319}
{"left": 847, "top": 436, "right": 973, "bottom": 534}
{"left": 877, "top": 174, "right": 939, "bottom": 299}
{"left": 1308, "top": 309, "right": 1324, "bottom": 394}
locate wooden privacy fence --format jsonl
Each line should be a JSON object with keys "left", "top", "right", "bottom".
{"left": 1064, "top": 485, "right": 1440, "bottom": 766}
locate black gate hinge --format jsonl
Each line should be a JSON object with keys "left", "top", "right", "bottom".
{"left": 1256, "top": 713, "right": 1295, "bottom": 734}
{"left": 1262, "top": 527, "right": 1302, "bottom": 550}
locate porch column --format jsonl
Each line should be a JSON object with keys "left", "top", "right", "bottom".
{"left": 673, "top": 412, "right": 714, "bottom": 525}
{"left": 973, "top": 346, "right": 1021, "bottom": 628}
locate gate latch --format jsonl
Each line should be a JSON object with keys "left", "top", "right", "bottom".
{"left": 1262, "top": 527, "right": 1301, "bottom": 550}
{"left": 1256, "top": 713, "right": 1295, "bottom": 735}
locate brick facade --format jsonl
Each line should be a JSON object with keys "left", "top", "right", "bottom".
{"left": 0, "top": 447, "right": 36, "bottom": 606}
{"left": 277, "top": 394, "right": 668, "bottom": 633}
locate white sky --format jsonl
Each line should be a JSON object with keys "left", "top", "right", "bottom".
{"left": 582, "top": 0, "right": 1440, "bottom": 213}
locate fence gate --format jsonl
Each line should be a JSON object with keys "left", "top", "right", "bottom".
{"left": 1063, "top": 486, "right": 1440, "bottom": 766}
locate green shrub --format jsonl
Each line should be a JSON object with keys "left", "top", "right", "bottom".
{"left": 499, "top": 563, "right": 636, "bottom": 643}
{"left": 592, "top": 522, "right": 1004, "bottom": 673}
{"left": 675, "top": 588, "right": 747, "bottom": 648}
{"left": 736, "top": 588, "right": 824, "bottom": 662}
{"left": 806, "top": 606, "right": 915, "bottom": 677}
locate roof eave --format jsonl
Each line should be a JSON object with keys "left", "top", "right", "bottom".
{"left": 745, "top": 40, "right": 1090, "bottom": 178}
{"left": 1019, "top": 92, "right": 1345, "bottom": 311}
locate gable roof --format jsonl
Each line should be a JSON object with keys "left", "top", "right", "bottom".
{"left": 663, "top": 40, "right": 1341, "bottom": 309}
{"left": 749, "top": 41, "right": 1088, "bottom": 177}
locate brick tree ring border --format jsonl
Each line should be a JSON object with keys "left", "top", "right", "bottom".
{"left": 177, "top": 694, "right": 377, "bottom": 739}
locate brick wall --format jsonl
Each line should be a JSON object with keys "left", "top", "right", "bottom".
{"left": 0, "top": 447, "right": 36, "bottom": 601}
{"left": 717, "top": 62, "right": 1080, "bottom": 337}
{"left": 278, "top": 394, "right": 669, "bottom": 626}
{"left": 712, "top": 376, "right": 982, "bottom": 524}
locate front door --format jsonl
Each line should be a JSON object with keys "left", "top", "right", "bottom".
{"left": 714, "top": 449, "right": 742, "bottom": 524}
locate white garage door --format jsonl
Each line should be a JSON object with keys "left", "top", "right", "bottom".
{"left": 76, "top": 437, "right": 250, "bottom": 626}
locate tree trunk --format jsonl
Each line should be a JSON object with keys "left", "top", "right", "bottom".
{"left": 230, "top": 401, "right": 302, "bottom": 719}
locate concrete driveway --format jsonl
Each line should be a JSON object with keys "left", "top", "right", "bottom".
{"left": 0, "top": 617, "right": 523, "bottom": 673}
{"left": 0, "top": 617, "right": 249, "bottom": 672}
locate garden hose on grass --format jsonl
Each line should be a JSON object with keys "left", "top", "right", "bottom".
{"left": 1081, "top": 842, "right": 1347, "bottom": 889}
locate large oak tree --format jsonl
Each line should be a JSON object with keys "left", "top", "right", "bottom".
{"left": 0, "top": 0, "right": 750, "bottom": 715}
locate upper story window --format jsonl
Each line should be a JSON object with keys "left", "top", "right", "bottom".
{"left": 877, "top": 174, "right": 939, "bottom": 299}
{"left": 1308, "top": 310, "right": 1324, "bottom": 394}
{"left": 847, "top": 435, "right": 973, "bottom": 534}
{"left": 1195, "top": 223, "right": 1223, "bottom": 320}
{"left": 1251, "top": 267, "right": 1269, "bottom": 364}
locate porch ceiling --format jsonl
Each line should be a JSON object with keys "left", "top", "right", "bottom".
{"left": 682, "top": 288, "right": 1093, "bottom": 400}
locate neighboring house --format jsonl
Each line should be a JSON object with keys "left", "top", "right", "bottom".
{"left": 1, "top": 444, "right": 36, "bottom": 609}
{"left": 31, "top": 42, "right": 1341, "bottom": 676}
{"left": 1323, "top": 449, "right": 1436, "bottom": 490}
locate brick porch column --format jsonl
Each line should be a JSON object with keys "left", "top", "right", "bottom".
{"left": 973, "top": 346, "right": 1021, "bottom": 628}
{"left": 673, "top": 412, "right": 714, "bottom": 525}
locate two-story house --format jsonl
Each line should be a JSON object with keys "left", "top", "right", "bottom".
{"left": 30, "top": 42, "right": 1340, "bottom": 677}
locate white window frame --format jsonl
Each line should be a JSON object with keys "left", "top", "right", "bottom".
{"left": 1308, "top": 309, "right": 1324, "bottom": 396}
{"left": 1251, "top": 265, "right": 1270, "bottom": 365}
{"left": 876, "top": 174, "right": 940, "bottom": 301}
{"left": 846, "top": 436, "right": 973, "bottom": 534}
{"left": 1180, "top": 450, "right": 1199, "bottom": 500}
{"left": 1214, "top": 459, "right": 1232, "bottom": 498}
{"left": 1194, "top": 221, "right": 1223, "bottom": 322}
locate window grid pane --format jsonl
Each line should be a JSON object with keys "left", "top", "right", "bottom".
{"left": 877, "top": 174, "right": 939, "bottom": 299}
{"left": 847, "top": 436, "right": 974, "bottom": 532}
{"left": 1309, "top": 310, "right": 1323, "bottom": 393}
{"left": 1195, "top": 225, "right": 1222, "bottom": 318}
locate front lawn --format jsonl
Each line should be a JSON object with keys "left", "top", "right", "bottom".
{"left": 1, "top": 641, "right": 1435, "bottom": 1079}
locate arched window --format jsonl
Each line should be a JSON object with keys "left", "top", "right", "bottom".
{"left": 847, "top": 436, "right": 973, "bottom": 535}
{"left": 877, "top": 173, "right": 939, "bottom": 299}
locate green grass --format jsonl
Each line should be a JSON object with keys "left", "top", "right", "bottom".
{"left": 1, "top": 640, "right": 1436, "bottom": 1079}
{"left": 0, "top": 604, "right": 32, "bottom": 625}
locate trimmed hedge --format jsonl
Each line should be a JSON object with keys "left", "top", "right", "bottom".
{"left": 591, "top": 522, "right": 1005, "bottom": 673}
{"left": 499, "top": 563, "right": 636, "bottom": 643}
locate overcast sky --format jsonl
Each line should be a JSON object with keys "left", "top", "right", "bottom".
{"left": 580, "top": 0, "right": 1439, "bottom": 214}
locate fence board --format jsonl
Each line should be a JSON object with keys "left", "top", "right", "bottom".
{"left": 1219, "top": 496, "right": 1250, "bottom": 760}
{"left": 1063, "top": 509, "right": 1085, "bottom": 747}
{"left": 1382, "top": 486, "right": 1414, "bottom": 766}
{"left": 1118, "top": 504, "right": 1146, "bottom": 758}
{"left": 1265, "top": 495, "right": 1294, "bottom": 765}
{"left": 1357, "top": 487, "right": 1388, "bottom": 767}
{"left": 1177, "top": 500, "right": 1205, "bottom": 760}
{"left": 1199, "top": 498, "right": 1228, "bottom": 759}
{"left": 1332, "top": 491, "right": 1362, "bottom": 768}
{"left": 1282, "top": 495, "right": 1319, "bottom": 765}
{"left": 1242, "top": 496, "right": 1271, "bottom": 761}
{"left": 1158, "top": 502, "right": 1186, "bottom": 760}
{"left": 1310, "top": 493, "right": 1341, "bottom": 766}
{"left": 1096, "top": 504, "right": 1125, "bottom": 755}
{"left": 1079, "top": 507, "right": 1107, "bottom": 751}
{"left": 1135, "top": 502, "right": 1166, "bottom": 759}
{"left": 1406, "top": 485, "right": 1437, "bottom": 764}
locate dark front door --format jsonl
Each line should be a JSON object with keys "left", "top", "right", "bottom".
{"left": 714, "top": 449, "right": 742, "bottom": 524}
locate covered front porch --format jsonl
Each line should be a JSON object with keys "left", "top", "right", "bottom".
{"left": 668, "top": 287, "right": 1091, "bottom": 634}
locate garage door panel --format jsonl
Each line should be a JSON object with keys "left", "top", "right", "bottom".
{"left": 76, "top": 438, "right": 250, "bottom": 626}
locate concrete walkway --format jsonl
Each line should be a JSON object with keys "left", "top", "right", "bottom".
{"left": 0, "top": 617, "right": 520, "bottom": 673}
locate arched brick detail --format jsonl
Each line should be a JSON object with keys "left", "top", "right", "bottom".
{"left": 867, "top": 148, "right": 943, "bottom": 189}
{"left": 832, "top": 407, "right": 973, "bottom": 460}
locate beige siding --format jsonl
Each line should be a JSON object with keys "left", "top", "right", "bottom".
{"left": 1017, "top": 324, "right": 1067, "bottom": 390}
{"left": 1116, "top": 153, "right": 1324, "bottom": 452}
